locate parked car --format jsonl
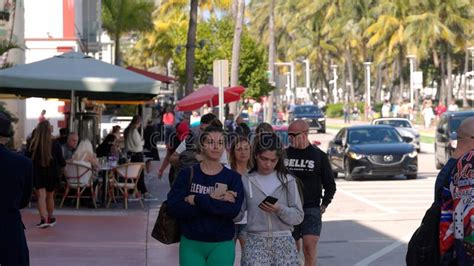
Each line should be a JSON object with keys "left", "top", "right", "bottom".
{"left": 372, "top": 118, "right": 420, "bottom": 152}
{"left": 289, "top": 105, "right": 326, "bottom": 133}
{"left": 327, "top": 125, "right": 418, "bottom": 180}
{"left": 434, "top": 110, "right": 474, "bottom": 169}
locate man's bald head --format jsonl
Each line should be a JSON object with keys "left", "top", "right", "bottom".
{"left": 288, "top": 120, "right": 310, "bottom": 149}
{"left": 457, "top": 117, "right": 474, "bottom": 140}
{"left": 453, "top": 117, "right": 474, "bottom": 158}
{"left": 289, "top": 120, "right": 309, "bottom": 132}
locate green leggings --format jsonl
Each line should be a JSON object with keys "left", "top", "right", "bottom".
{"left": 179, "top": 235, "right": 235, "bottom": 266}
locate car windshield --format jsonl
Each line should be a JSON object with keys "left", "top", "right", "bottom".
{"left": 348, "top": 128, "right": 403, "bottom": 145}
{"left": 294, "top": 106, "right": 322, "bottom": 115}
{"left": 449, "top": 115, "right": 473, "bottom": 133}
{"left": 374, "top": 120, "right": 411, "bottom": 128}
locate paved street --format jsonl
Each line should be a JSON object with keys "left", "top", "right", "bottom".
{"left": 23, "top": 129, "right": 438, "bottom": 266}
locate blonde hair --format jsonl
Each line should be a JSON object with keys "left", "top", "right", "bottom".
{"left": 73, "top": 139, "right": 94, "bottom": 161}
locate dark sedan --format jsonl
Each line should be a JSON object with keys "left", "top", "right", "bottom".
{"left": 328, "top": 125, "right": 418, "bottom": 180}
{"left": 289, "top": 105, "right": 326, "bottom": 133}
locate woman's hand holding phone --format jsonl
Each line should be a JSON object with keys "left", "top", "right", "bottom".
{"left": 259, "top": 201, "right": 280, "bottom": 213}
{"left": 259, "top": 196, "right": 280, "bottom": 213}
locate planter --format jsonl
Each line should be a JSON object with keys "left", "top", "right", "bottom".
{"left": 0, "top": 11, "right": 10, "bottom": 22}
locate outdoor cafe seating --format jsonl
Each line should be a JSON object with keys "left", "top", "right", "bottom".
{"left": 60, "top": 162, "right": 97, "bottom": 209}
{"left": 107, "top": 162, "right": 145, "bottom": 209}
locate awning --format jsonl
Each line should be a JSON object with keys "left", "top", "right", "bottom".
{"left": 126, "top": 66, "right": 177, "bottom": 84}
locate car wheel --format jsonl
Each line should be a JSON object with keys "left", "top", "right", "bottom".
{"left": 318, "top": 127, "right": 326, "bottom": 133}
{"left": 344, "top": 159, "right": 356, "bottom": 181}
{"left": 406, "top": 174, "right": 417, "bottom": 180}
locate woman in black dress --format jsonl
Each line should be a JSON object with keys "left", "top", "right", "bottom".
{"left": 27, "top": 120, "right": 66, "bottom": 228}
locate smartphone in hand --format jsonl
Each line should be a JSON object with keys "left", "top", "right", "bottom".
{"left": 258, "top": 196, "right": 278, "bottom": 208}
{"left": 211, "top": 182, "right": 228, "bottom": 198}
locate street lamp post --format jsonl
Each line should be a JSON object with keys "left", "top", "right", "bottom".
{"left": 407, "top": 55, "right": 416, "bottom": 108}
{"left": 467, "top": 47, "right": 474, "bottom": 108}
{"left": 275, "top": 62, "right": 295, "bottom": 101}
{"left": 303, "top": 59, "right": 310, "bottom": 89}
{"left": 364, "top": 62, "right": 372, "bottom": 120}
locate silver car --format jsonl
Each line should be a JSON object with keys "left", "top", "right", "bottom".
{"left": 372, "top": 118, "right": 420, "bottom": 152}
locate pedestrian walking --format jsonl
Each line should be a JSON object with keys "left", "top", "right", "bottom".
{"left": 27, "top": 120, "right": 66, "bottom": 228}
{"left": 434, "top": 117, "right": 474, "bottom": 203}
{"left": 285, "top": 120, "right": 337, "bottom": 266}
{"left": 229, "top": 136, "right": 252, "bottom": 250}
{"left": 439, "top": 118, "right": 474, "bottom": 265}
{"left": 236, "top": 133, "right": 304, "bottom": 266}
{"left": 0, "top": 112, "right": 33, "bottom": 266}
{"left": 343, "top": 103, "right": 351, "bottom": 123}
{"left": 124, "top": 115, "right": 150, "bottom": 199}
{"left": 167, "top": 126, "right": 244, "bottom": 266}
{"left": 422, "top": 103, "right": 434, "bottom": 129}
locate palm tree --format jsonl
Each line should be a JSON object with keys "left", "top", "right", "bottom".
{"left": 265, "top": 0, "right": 276, "bottom": 123}
{"left": 184, "top": 0, "right": 199, "bottom": 96}
{"left": 0, "top": 40, "right": 20, "bottom": 69}
{"left": 366, "top": 0, "right": 413, "bottom": 103}
{"left": 229, "top": 0, "right": 245, "bottom": 115}
{"left": 405, "top": 0, "right": 474, "bottom": 104}
{"left": 102, "top": 0, "right": 154, "bottom": 65}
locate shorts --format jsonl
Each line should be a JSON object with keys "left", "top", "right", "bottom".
{"left": 242, "top": 234, "right": 299, "bottom": 265}
{"left": 292, "top": 207, "right": 322, "bottom": 240}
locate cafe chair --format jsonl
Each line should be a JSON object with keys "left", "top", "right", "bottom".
{"left": 60, "top": 162, "right": 97, "bottom": 209}
{"left": 107, "top": 162, "right": 145, "bottom": 209}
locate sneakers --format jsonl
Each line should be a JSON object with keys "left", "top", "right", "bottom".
{"left": 36, "top": 217, "right": 57, "bottom": 228}
{"left": 142, "top": 193, "right": 158, "bottom": 202}
{"left": 47, "top": 217, "right": 57, "bottom": 227}
{"left": 36, "top": 218, "right": 48, "bottom": 229}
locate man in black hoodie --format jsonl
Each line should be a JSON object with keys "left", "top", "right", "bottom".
{"left": 285, "top": 120, "right": 336, "bottom": 266}
{"left": 0, "top": 112, "right": 33, "bottom": 266}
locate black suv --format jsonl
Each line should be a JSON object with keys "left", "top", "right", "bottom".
{"left": 435, "top": 110, "right": 474, "bottom": 169}
{"left": 289, "top": 105, "right": 326, "bottom": 133}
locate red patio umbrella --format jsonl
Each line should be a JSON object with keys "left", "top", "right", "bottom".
{"left": 176, "top": 84, "right": 245, "bottom": 111}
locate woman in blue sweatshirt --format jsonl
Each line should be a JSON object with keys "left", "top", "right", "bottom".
{"left": 167, "top": 126, "right": 244, "bottom": 266}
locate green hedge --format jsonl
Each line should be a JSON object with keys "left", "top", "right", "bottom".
{"left": 325, "top": 102, "right": 366, "bottom": 118}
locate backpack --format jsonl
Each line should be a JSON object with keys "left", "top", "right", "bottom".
{"left": 406, "top": 201, "right": 441, "bottom": 265}
{"left": 170, "top": 132, "right": 199, "bottom": 186}
{"left": 151, "top": 167, "right": 194, "bottom": 244}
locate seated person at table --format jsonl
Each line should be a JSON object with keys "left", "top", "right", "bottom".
{"left": 96, "top": 134, "right": 120, "bottom": 158}
{"left": 72, "top": 139, "right": 100, "bottom": 172}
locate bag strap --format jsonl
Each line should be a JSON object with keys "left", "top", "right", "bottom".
{"left": 188, "top": 166, "right": 194, "bottom": 189}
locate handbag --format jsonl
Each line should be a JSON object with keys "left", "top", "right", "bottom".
{"left": 151, "top": 166, "right": 194, "bottom": 244}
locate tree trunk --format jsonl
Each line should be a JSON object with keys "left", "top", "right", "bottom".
{"left": 114, "top": 32, "right": 121, "bottom": 66}
{"left": 344, "top": 48, "right": 355, "bottom": 101}
{"left": 463, "top": 47, "right": 469, "bottom": 107}
{"left": 265, "top": 0, "right": 276, "bottom": 123}
{"left": 439, "top": 51, "right": 446, "bottom": 105}
{"left": 446, "top": 51, "right": 453, "bottom": 105}
{"left": 231, "top": 0, "right": 238, "bottom": 21}
{"left": 184, "top": 0, "right": 199, "bottom": 96}
{"left": 229, "top": 0, "right": 245, "bottom": 116}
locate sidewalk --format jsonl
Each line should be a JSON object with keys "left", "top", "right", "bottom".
{"left": 23, "top": 147, "right": 183, "bottom": 266}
